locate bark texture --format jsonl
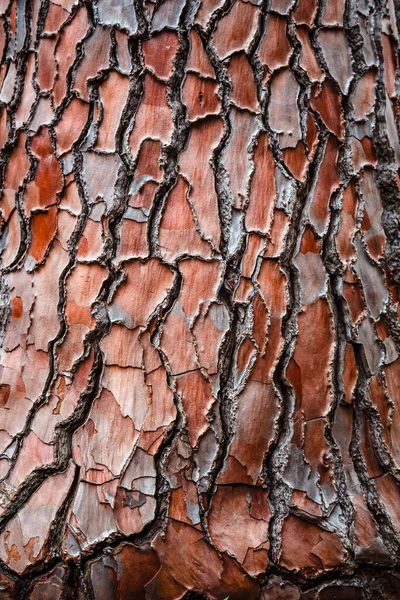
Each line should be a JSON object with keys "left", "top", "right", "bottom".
{"left": 0, "top": 0, "right": 399, "bottom": 598}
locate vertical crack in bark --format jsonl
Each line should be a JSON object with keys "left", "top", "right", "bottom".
{"left": 351, "top": 362, "right": 400, "bottom": 557}
{"left": 147, "top": 0, "right": 200, "bottom": 256}
{"left": 374, "top": 0, "right": 400, "bottom": 286}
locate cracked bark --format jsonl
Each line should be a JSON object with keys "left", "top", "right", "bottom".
{"left": 0, "top": 0, "right": 399, "bottom": 598}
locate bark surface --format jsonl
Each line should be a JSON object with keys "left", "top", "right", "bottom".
{"left": 0, "top": 0, "right": 400, "bottom": 598}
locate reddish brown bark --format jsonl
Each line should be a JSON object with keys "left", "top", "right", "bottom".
{"left": 0, "top": 0, "right": 400, "bottom": 598}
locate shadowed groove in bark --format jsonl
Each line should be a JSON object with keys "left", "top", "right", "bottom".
{"left": 146, "top": 0, "right": 200, "bottom": 256}
{"left": 374, "top": 0, "right": 400, "bottom": 286}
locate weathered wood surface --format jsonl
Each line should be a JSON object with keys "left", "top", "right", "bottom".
{"left": 0, "top": 0, "right": 400, "bottom": 597}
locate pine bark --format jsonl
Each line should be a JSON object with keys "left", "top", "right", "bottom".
{"left": 0, "top": 0, "right": 399, "bottom": 598}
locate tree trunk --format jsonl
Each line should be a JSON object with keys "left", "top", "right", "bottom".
{"left": 0, "top": 0, "right": 399, "bottom": 598}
